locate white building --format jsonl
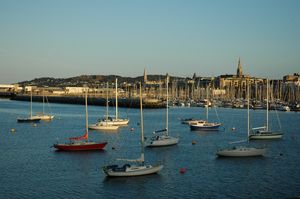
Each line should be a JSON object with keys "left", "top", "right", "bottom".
{"left": 0, "top": 84, "right": 23, "bottom": 92}
{"left": 65, "top": 87, "right": 87, "bottom": 94}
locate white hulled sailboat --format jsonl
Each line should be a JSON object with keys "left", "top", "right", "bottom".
{"left": 100, "top": 78, "right": 129, "bottom": 126}
{"left": 190, "top": 85, "right": 221, "bottom": 131}
{"left": 35, "top": 89, "right": 54, "bottom": 120}
{"left": 89, "top": 82, "right": 119, "bottom": 131}
{"left": 216, "top": 82, "right": 267, "bottom": 157}
{"left": 249, "top": 79, "right": 283, "bottom": 140}
{"left": 147, "top": 75, "right": 179, "bottom": 147}
{"left": 17, "top": 89, "right": 41, "bottom": 123}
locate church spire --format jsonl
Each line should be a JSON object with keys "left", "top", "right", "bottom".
{"left": 143, "top": 68, "right": 147, "bottom": 83}
{"left": 237, "top": 57, "right": 243, "bottom": 77}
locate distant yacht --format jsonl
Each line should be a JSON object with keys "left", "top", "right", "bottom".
{"left": 17, "top": 89, "right": 41, "bottom": 123}
{"left": 35, "top": 90, "right": 54, "bottom": 121}
{"left": 92, "top": 78, "right": 129, "bottom": 126}
{"left": 89, "top": 82, "right": 119, "bottom": 131}
{"left": 249, "top": 79, "right": 283, "bottom": 140}
{"left": 190, "top": 85, "right": 221, "bottom": 131}
{"left": 97, "top": 78, "right": 129, "bottom": 126}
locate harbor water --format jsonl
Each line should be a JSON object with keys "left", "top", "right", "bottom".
{"left": 0, "top": 99, "right": 299, "bottom": 198}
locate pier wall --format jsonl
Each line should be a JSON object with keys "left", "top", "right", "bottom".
{"left": 9, "top": 95, "right": 165, "bottom": 109}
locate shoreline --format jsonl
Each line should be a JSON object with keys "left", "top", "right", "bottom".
{"left": 1, "top": 93, "right": 299, "bottom": 111}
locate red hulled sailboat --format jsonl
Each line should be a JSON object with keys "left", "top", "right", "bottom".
{"left": 53, "top": 131, "right": 107, "bottom": 151}
{"left": 53, "top": 88, "right": 107, "bottom": 151}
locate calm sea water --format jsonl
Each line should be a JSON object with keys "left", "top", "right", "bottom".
{"left": 0, "top": 99, "right": 299, "bottom": 199}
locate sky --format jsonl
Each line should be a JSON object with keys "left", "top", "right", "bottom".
{"left": 0, "top": 0, "right": 299, "bottom": 83}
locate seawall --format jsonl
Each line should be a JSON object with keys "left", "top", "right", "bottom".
{"left": 10, "top": 95, "right": 165, "bottom": 109}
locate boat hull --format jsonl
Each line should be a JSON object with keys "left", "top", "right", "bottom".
{"left": 216, "top": 147, "right": 266, "bottom": 157}
{"left": 103, "top": 165, "right": 163, "bottom": 177}
{"left": 147, "top": 136, "right": 179, "bottom": 147}
{"left": 249, "top": 132, "right": 283, "bottom": 140}
{"left": 88, "top": 124, "right": 119, "bottom": 131}
{"left": 17, "top": 118, "right": 41, "bottom": 123}
{"left": 190, "top": 123, "right": 221, "bottom": 131}
{"left": 100, "top": 119, "right": 129, "bottom": 126}
{"left": 53, "top": 142, "right": 107, "bottom": 151}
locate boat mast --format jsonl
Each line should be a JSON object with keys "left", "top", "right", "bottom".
{"left": 139, "top": 82, "right": 145, "bottom": 164}
{"left": 42, "top": 89, "right": 45, "bottom": 115}
{"left": 266, "top": 79, "right": 269, "bottom": 131}
{"left": 115, "top": 78, "right": 118, "bottom": 120}
{"left": 85, "top": 87, "right": 89, "bottom": 140}
{"left": 106, "top": 82, "right": 109, "bottom": 125}
{"left": 166, "top": 75, "right": 169, "bottom": 134}
{"left": 247, "top": 81, "right": 250, "bottom": 141}
{"left": 206, "top": 85, "right": 209, "bottom": 122}
{"left": 30, "top": 88, "right": 33, "bottom": 118}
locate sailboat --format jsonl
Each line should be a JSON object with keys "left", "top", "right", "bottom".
{"left": 146, "top": 75, "right": 179, "bottom": 147}
{"left": 35, "top": 89, "right": 55, "bottom": 120}
{"left": 89, "top": 82, "right": 119, "bottom": 131}
{"left": 249, "top": 79, "right": 283, "bottom": 140}
{"left": 216, "top": 82, "right": 267, "bottom": 157}
{"left": 17, "top": 88, "right": 41, "bottom": 123}
{"left": 103, "top": 82, "right": 163, "bottom": 177}
{"left": 100, "top": 78, "right": 129, "bottom": 126}
{"left": 190, "top": 85, "right": 221, "bottom": 131}
{"left": 53, "top": 88, "right": 107, "bottom": 151}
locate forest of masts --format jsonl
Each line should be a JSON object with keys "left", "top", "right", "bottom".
{"left": 88, "top": 80, "right": 300, "bottom": 104}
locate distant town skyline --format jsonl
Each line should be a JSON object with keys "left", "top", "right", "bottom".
{"left": 0, "top": 0, "right": 299, "bottom": 84}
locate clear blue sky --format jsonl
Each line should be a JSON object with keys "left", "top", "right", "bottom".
{"left": 0, "top": 0, "right": 299, "bottom": 83}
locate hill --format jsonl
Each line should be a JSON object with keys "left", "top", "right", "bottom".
{"left": 17, "top": 74, "right": 186, "bottom": 87}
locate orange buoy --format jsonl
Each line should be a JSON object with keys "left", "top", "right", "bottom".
{"left": 179, "top": 168, "right": 186, "bottom": 174}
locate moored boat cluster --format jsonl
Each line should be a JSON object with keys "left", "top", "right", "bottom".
{"left": 15, "top": 79, "right": 286, "bottom": 178}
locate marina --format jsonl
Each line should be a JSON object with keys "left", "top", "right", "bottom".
{"left": 1, "top": 1, "right": 300, "bottom": 198}
{"left": 0, "top": 99, "right": 299, "bottom": 198}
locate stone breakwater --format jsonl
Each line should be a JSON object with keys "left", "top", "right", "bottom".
{"left": 10, "top": 95, "right": 165, "bottom": 109}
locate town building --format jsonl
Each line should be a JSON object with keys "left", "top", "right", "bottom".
{"left": 216, "top": 58, "right": 265, "bottom": 99}
{"left": 283, "top": 73, "right": 300, "bottom": 86}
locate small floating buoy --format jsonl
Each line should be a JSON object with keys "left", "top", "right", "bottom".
{"left": 10, "top": 128, "right": 16, "bottom": 133}
{"left": 32, "top": 123, "right": 37, "bottom": 127}
{"left": 179, "top": 168, "right": 186, "bottom": 174}
{"left": 231, "top": 127, "right": 236, "bottom": 132}
{"left": 112, "top": 146, "right": 116, "bottom": 150}
{"left": 130, "top": 127, "right": 134, "bottom": 132}
{"left": 192, "top": 140, "right": 197, "bottom": 145}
